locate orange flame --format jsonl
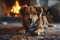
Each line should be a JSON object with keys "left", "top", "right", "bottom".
{"left": 11, "top": 0, "right": 21, "bottom": 14}
{"left": 15, "top": 14, "right": 18, "bottom": 17}
{"left": 7, "top": 13, "right": 10, "bottom": 17}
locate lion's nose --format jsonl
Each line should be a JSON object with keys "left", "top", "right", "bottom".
{"left": 29, "top": 18, "right": 32, "bottom": 23}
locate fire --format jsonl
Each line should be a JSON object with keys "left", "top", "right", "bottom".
{"left": 15, "top": 15, "right": 18, "bottom": 17}
{"left": 11, "top": 0, "right": 21, "bottom": 14}
{"left": 7, "top": 13, "right": 10, "bottom": 17}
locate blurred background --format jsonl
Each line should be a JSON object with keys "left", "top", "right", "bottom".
{"left": 0, "top": 0, "right": 60, "bottom": 23}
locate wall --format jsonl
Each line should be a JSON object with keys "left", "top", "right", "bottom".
{"left": 29, "top": 0, "right": 36, "bottom": 6}
{"left": 48, "top": 0, "right": 60, "bottom": 6}
{"left": 36, "top": 0, "right": 48, "bottom": 7}
{"left": 29, "top": 0, "right": 48, "bottom": 6}
{"left": 0, "top": 0, "right": 4, "bottom": 17}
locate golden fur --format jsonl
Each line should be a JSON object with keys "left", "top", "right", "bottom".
{"left": 20, "top": 5, "right": 55, "bottom": 35}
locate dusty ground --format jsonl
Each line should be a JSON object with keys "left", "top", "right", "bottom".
{"left": 0, "top": 23, "right": 60, "bottom": 40}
